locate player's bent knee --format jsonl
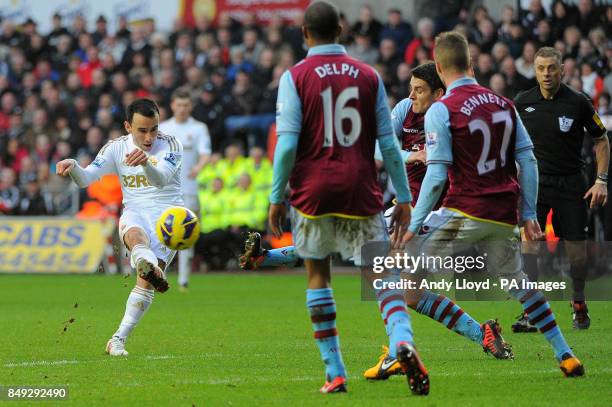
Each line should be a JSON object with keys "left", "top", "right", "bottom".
{"left": 123, "top": 227, "right": 150, "bottom": 250}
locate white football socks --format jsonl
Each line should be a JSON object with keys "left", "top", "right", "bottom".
{"left": 178, "top": 247, "right": 193, "bottom": 286}
{"left": 130, "top": 243, "right": 158, "bottom": 269}
{"left": 113, "top": 286, "right": 154, "bottom": 340}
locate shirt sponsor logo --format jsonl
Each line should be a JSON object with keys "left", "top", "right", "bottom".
{"left": 425, "top": 132, "right": 438, "bottom": 147}
{"left": 403, "top": 127, "right": 420, "bottom": 133}
{"left": 91, "top": 156, "right": 105, "bottom": 168}
{"left": 524, "top": 106, "right": 535, "bottom": 112}
{"left": 558, "top": 116, "right": 574, "bottom": 132}
{"left": 164, "top": 152, "right": 178, "bottom": 166}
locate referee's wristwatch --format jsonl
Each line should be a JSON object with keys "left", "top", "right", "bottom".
{"left": 596, "top": 173, "right": 608, "bottom": 185}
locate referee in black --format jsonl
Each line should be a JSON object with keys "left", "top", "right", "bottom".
{"left": 513, "top": 47, "right": 609, "bottom": 331}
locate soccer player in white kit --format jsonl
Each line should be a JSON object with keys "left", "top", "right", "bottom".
{"left": 56, "top": 99, "right": 183, "bottom": 356}
{"left": 159, "top": 89, "right": 211, "bottom": 291}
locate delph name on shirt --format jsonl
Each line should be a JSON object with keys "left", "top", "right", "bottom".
{"left": 314, "top": 63, "right": 359, "bottom": 79}
{"left": 460, "top": 93, "right": 507, "bottom": 116}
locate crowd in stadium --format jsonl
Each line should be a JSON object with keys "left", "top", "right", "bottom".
{"left": 0, "top": 1, "right": 610, "bottom": 238}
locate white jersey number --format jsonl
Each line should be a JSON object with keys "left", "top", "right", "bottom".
{"left": 321, "top": 86, "right": 362, "bottom": 147}
{"left": 469, "top": 110, "right": 513, "bottom": 175}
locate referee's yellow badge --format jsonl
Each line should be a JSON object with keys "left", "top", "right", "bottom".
{"left": 593, "top": 112, "right": 605, "bottom": 130}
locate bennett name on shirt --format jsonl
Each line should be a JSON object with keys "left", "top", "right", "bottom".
{"left": 459, "top": 92, "right": 508, "bottom": 116}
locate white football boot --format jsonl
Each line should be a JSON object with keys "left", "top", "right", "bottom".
{"left": 106, "top": 336, "right": 129, "bottom": 356}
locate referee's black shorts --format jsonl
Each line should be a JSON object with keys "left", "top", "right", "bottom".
{"left": 537, "top": 173, "right": 588, "bottom": 241}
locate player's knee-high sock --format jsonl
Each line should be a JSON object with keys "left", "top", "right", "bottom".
{"left": 129, "top": 244, "right": 158, "bottom": 268}
{"left": 113, "top": 286, "right": 154, "bottom": 339}
{"left": 178, "top": 248, "right": 192, "bottom": 286}
{"left": 306, "top": 288, "right": 347, "bottom": 380}
{"left": 569, "top": 264, "right": 586, "bottom": 302}
{"left": 375, "top": 279, "right": 414, "bottom": 358}
{"left": 260, "top": 246, "right": 299, "bottom": 267}
{"left": 510, "top": 288, "right": 572, "bottom": 360}
{"left": 413, "top": 290, "right": 483, "bottom": 344}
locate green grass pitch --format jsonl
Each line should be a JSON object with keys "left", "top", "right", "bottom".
{"left": 1, "top": 272, "right": 611, "bottom": 406}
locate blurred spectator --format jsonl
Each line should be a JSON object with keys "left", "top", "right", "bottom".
{"left": 492, "top": 41, "right": 511, "bottom": 67}
{"left": 378, "top": 39, "right": 402, "bottom": 77}
{"left": 516, "top": 40, "right": 537, "bottom": 79}
{"left": 416, "top": 0, "right": 471, "bottom": 33}
{"left": 534, "top": 19, "right": 554, "bottom": 47}
{"left": 474, "top": 17, "right": 497, "bottom": 54}
{"left": 218, "top": 143, "right": 247, "bottom": 188}
{"left": 580, "top": 62, "right": 601, "bottom": 99}
{"left": 46, "top": 13, "right": 70, "bottom": 48}
{"left": 226, "top": 68, "right": 276, "bottom": 148}
{"left": 563, "top": 26, "right": 581, "bottom": 59}
{"left": 379, "top": 9, "right": 413, "bottom": 54}
{"left": 197, "top": 176, "right": 234, "bottom": 270}
{"left": 404, "top": 17, "right": 435, "bottom": 67}
{"left": 550, "top": 0, "right": 577, "bottom": 41}
{"left": 520, "top": 0, "right": 547, "bottom": 39}
{"left": 1, "top": 138, "right": 29, "bottom": 173}
{"left": 226, "top": 48, "right": 254, "bottom": 83}
{"left": 347, "top": 32, "right": 378, "bottom": 66}
{"left": 233, "top": 28, "right": 264, "bottom": 65}
{"left": 389, "top": 62, "right": 411, "bottom": 100}
{"left": 17, "top": 173, "right": 52, "bottom": 215}
{"left": 92, "top": 15, "right": 108, "bottom": 45}
{"left": 0, "top": 168, "right": 20, "bottom": 214}
{"left": 77, "top": 126, "right": 104, "bottom": 161}
{"left": 598, "top": 92, "right": 611, "bottom": 115}
{"left": 489, "top": 73, "right": 507, "bottom": 96}
{"left": 497, "top": 5, "right": 516, "bottom": 42}
{"left": 576, "top": 0, "right": 600, "bottom": 36}
{"left": 247, "top": 146, "right": 272, "bottom": 192}
{"left": 252, "top": 48, "right": 275, "bottom": 89}
{"left": 504, "top": 21, "right": 525, "bottom": 58}
{"left": 351, "top": 5, "right": 383, "bottom": 45}
{"left": 193, "top": 83, "right": 226, "bottom": 151}
{"left": 227, "top": 172, "right": 265, "bottom": 232}
{"left": 475, "top": 53, "right": 495, "bottom": 87}
{"left": 499, "top": 55, "right": 534, "bottom": 98}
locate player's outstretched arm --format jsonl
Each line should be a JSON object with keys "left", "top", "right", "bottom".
{"left": 56, "top": 150, "right": 115, "bottom": 188}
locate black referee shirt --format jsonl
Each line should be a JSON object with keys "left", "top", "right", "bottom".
{"left": 514, "top": 83, "right": 607, "bottom": 175}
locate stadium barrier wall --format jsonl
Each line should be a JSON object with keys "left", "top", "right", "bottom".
{"left": 0, "top": 217, "right": 108, "bottom": 274}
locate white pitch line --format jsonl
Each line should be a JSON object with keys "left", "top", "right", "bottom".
{"left": 3, "top": 359, "right": 80, "bottom": 368}
{"left": 3, "top": 353, "right": 237, "bottom": 368}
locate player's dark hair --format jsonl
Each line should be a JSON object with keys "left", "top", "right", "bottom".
{"left": 171, "top": 88, "right": 192, "bottom": 102}
{"left": 304, "top": 1, "right": 340, "bottom": 42}
{"left": 411, "top": 62, "right": 446, "bottom": 93}
{"left": 126, "top": 98, "right": 159, "bottom": 123}
{"left": 434, "top": 31, "right": 470, "bottom": 73}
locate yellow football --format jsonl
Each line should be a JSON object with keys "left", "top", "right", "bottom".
{"left": 156, "top": 206, "right": 201, "bottom": 250}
